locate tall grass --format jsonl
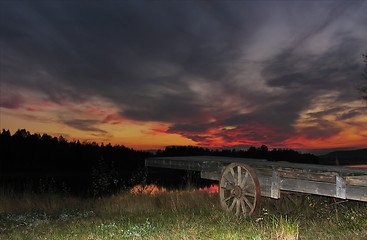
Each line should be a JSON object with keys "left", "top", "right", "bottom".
{"left": 1, "top": 185, "right": 366, "bottom": 239}
{"left": 0, "top": 186, "right": 216, "bottom": 216}
{"left": 0, "top": 188, "right": 90, "bottom": 214}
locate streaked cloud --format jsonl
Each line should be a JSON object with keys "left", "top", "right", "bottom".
{"left": 1, "top": 0, "right": 366, "bottom": 151}
{"left": 64, "top": 119, "right": 107, "bottom": 134}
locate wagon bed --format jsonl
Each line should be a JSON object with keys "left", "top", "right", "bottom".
{"left": 146, "top": 156, "right": 367, "bottom": 216}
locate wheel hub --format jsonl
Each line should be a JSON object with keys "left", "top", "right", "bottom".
{"left": 231, "top": 186, "right": 242, "bottom": 199}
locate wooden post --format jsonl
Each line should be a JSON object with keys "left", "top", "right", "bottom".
{"left": 336, "top": 175, "right": 346, "bottom": 199}
{"left": 271, "top": 168, "right": 280, "bottom": 199}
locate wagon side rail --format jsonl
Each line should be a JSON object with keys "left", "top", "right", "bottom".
{"left": 146, "top": 156, "right": 367, "bottom": 202}
{"left": 200, "top": 160, "right": 367, "bottom": 202}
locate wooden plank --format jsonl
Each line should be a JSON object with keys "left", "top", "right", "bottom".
{"left": 279, "top": 171, "right": 336, "bottom": 183}
{"left": 280, "top": 178, "right": 337, "bottom": 197}
{"left": 257, "top": 174, "right": 272, "bottom": 186}
{"left": 201, "top": 161, "right": 227, "bottom": 172}
{"left": 254, "top": 167, "right": 273, "bottom": 176}
{"left": 280, "top": 178, "right": 367, "bottom": 201}
{"left": 346, "top": 175, "right": 367, "bottom": 186}
{"left": 146, "top": 156, "right": 367, "bottom": 176}
{"left": 346, "top": 185, "right": 367, "bottom": 202}
{"left": 201, "top": 171, "right": 220, "bottom": 181}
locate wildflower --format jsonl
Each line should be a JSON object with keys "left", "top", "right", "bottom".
{"left": 130, "top": 184, "right": 167, "bottom": 195}
{"left": 196, "top": 185, "right": 219, "bottom": 194}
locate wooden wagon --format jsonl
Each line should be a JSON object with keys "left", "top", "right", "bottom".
{"left": 145, "top": 156, "right": 367, "bottom": 217}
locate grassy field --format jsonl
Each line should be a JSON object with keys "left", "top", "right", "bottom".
{"left": 1, "top": 185, "right": 366, "bottom": 239}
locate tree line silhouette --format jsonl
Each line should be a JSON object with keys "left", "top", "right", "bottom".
{"left": 157, "top": 145, "right": 319, "bottom": 164}
{"left": 1, "top": 129, "right": 319, "bottom": 196}
{"left": 0, "top": 129, "right": 151, "bottom": 196}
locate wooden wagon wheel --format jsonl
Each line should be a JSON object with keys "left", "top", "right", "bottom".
{"left": 219, "top": 163, "right": 261, "bottom": 217}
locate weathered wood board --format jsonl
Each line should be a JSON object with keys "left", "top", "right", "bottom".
{"left": 145, "top": 156, "right": 367, "bottom": 202}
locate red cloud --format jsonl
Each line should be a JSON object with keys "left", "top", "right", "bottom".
{"left": 0, "top": 92, "right": 24, "bottom": 109}
{"left": 86, "top": 107, "right": 106, "bottom": 116}
{"left": 103, "top": 114, "right": 125, "bottom": 124}
{"left": 148, "top": 126, "right": 170, "bottom": 136}
{"left": 26, "top": 108, "right": 38, "bottom": 112}
{"left": 166, "top": 121, "right": 295, "bottom": 149}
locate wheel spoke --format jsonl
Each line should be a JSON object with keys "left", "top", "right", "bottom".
{"left": 243, "top": 196, "right": 254, "bottom": 211}
{"left": 237, "top": 166, "right": 241, "bottom": 186}
{"left": 243, "top": 192, "right": 255, "bottom": 198}
{"left": 223, "top": 195, "right": 234, "bottom": 202}
{"left": 240, "top": 171, "right": 249, "bottom": 188}
{"left": 230, "top": 167, "right": 236, "bottom": 185}
{"left": 240, "top": 198, "right": 247, "bottom": 215}
{"left": 229, "top": 198, "right": 236, "bottom": 212}
{"left": 220, "top": 186, "right": 232, "bottom": 191}
{"left": 223, "top": 174, "right": 235, "bottom": 186}
{"left": 236, "top": 199, "right": 241, "bottom": 216}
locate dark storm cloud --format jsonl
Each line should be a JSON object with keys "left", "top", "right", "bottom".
{"left": 122, "top": 90, "right": 208, "bottom": 123}
{"left": 219, "top": 87, "right": 311, "bottom": 144}
{"left": 0, "top": 0, "right": 261, "bottom": 123}
{"left": 297, "top": 122, "right": 342, "bottom": 140}
{"left": 264, "top": 39, "right": 364, "bottom": 94}
{"left": 64, "top": 119, "right": 107, "bottom": 134}
{"left": 258, "top": 36, "right": 366, "bottom": 128}
{"left": 337, "top": 107, "right": 367, "bottom": 121}
{"left": 1, "top": 0, "right": 366, "bottom": 145}
{"left": 168, "top": 123, "right": 215, "bottom": 134}
{"left": 203, "top": 36, "right": 366, "bottom": 145}
{"left": 307, "top": 107, "right": 346, "bottom": 119}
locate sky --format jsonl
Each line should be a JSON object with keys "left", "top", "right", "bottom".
{"left": 1, "top": 0, "right": 367, "bottom": 154}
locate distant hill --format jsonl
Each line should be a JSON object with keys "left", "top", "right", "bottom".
{"left": 318, "top": 148, "right": 367, "bottom": 165}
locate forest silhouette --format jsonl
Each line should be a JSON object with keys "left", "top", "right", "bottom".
{"left": 1, "top": 129, "right": 319, "bottom": 197}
